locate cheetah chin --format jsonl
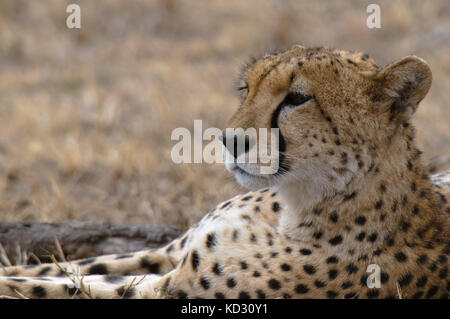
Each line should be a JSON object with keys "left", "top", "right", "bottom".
{"left": 225, "top": 161, "right": 271, "bottom": 190}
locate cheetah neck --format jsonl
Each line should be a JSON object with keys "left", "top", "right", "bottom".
{"left": 276, "top": 134, "right": 445, "bottom": 252}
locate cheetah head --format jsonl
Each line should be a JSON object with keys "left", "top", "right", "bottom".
{"left": 223, "top": 46, "right": 432, "bottom": 203}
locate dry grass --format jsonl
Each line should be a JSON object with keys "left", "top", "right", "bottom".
{"left": 0, "top": 0, "right": 449, "bottom": 228}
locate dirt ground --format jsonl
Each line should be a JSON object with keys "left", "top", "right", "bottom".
{"left": 0, "top": 0, "right": 449, "bottom": 229}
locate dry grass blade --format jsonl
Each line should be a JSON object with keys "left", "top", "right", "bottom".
{"left": 0, "top": 295, "right": 21, "bottom": 299}
{"left": 29, "top": 253, "right": 42, "bottom": 265}
{"left": 0, "top": 288, "right": 29, "bottom": 299}
{"left": 118, "top": 276, "right": 146, "bottom": 299}
{"left": 14, "top": 244, "right": 21, "bottom": 265}
{"left": 14, "top": 244, "right": 30, "bottom": 266}
{"left": 0, "top": 243, "right": 12, "bottom": 267}
{"left": 49, "top": 255, "right": 94, "bottom": 299}
{"left": 54, "top": 237, "right": 67, "bottom": 263}
{"left": 12, "top": 289, "right": 29, "bottom": 299}
{"left": 396, "top": 282, "right": 404, "bottom": 299}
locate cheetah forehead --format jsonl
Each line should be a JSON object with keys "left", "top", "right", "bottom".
{"left": 241, "top": 46, "right": 380, "bottom": 86}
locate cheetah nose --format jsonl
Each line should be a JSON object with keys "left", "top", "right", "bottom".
{"left": 220, "top": 132, "right": 250, "bottom": 159}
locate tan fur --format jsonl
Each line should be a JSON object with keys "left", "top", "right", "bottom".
{"left": 0, "top": 47, "right": 449, "bottom": 299}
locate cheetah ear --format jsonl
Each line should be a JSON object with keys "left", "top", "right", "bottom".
{"left": 376, "top": 56, "right": 432, "bottom": 120}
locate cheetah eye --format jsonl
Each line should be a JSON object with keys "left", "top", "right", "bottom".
{"left": 237, "top": 80, "right": 249, "bottom": 93}
{"left": 237, "top": 83, "right": 249, "bottom": 100}
{"left": 238, "top": 85, "right": 248, "bottom": 94}
{"left": 283, "top": 92, "right": 312, "bottom": 108}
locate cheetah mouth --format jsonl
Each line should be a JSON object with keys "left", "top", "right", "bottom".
{"left": 231, "top": 162, "right": 271, "bottom": 178}
{"left": 225, "top": 162, "right": 274, "bottom": 189}
{"left": 233, "top": 165, "right": 261, "bottom": 177}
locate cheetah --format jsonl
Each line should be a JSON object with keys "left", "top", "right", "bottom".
{"left": 0, "top": 46, "right": 449, "bottom": 299}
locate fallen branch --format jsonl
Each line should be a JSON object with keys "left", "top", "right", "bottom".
{"left": 0, "top": 221, "right": 182, "bottom": 264}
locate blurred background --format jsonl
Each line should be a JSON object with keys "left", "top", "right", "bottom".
{"left": 0, "top": 0, "right": 448, "bottom": 229}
